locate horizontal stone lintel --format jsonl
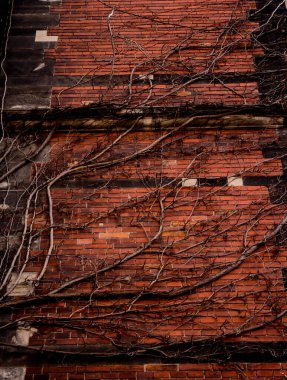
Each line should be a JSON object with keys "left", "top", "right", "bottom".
{"left": 4, "top": 113, "right": 282, "bottom": 132}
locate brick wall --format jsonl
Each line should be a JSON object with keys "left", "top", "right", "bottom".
{"left": 46, "top": 0, "right": 262, "bottom": 107}
{"left": 3, "top": 0, "right": 286, "bottom": 110}
{"left": 3, "top": 0, "right": 287, "bottom": 110}
{"left": 2, "top": 0, "right": 287, "bottom": 378}
{"left": 23, "top": 363, "right": 287, "bottom": 379}
{"left": 2, "top": 117, "right": 287, "bottom": 363}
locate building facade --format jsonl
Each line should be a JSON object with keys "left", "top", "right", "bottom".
{"left": 1, "top": 0, "right": 287, "bottom": 379}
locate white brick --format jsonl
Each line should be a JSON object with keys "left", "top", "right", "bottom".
{"left": 7, "top": 272, "right": 37, "bottom": 297}
{"left": 0, "top": 181, "right": 9, "bottom": 189}
{"left": 228, "top": 177, "right": 243, "bottom": 186}
{"left": 35, "top": 30, "right": 58, "bottom": 43}
{"left": 138, "top": 74, "right": 154, "bottom": 80}
{"left": 0, "top": 204, "right": 9, "bottom": 210}
{"left": 182, "top": 178, "right": 198, "bottom": 187}
{"left": 0, "top": 368, "right": 26, "bottom": 380}
{"left": 11, "top": 326, "right": 38, "bottom": 346}
{"left": 35, "top": 30, "right": 47, "bottom": 38}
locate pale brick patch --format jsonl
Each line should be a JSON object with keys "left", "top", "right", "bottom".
{"left": 35, "top": 30, "right": 58, "bottom": 43}
{"left": 227, "top": 176, "right": 244, "bottom": 186}
{"left": 7, "top": 272, "right": 37, "bottom": 297}
{"left": 0, "top": 368, "right": 26, "bottom": 380}
{"left": 182, "top": 178, "right": 198, "bottom": 187}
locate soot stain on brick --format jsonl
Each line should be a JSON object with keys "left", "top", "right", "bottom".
{"left": 1, "top": 0, "right": 60, "bottom": 110}
{"left": 250, "top": 0, "right": 287, "bottom": 104}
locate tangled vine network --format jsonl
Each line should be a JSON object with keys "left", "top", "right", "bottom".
{"left": 1, "top": 0, "right": 287, "bottom": 366}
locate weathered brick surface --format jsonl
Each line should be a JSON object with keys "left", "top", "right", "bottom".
{"left": 5, "top": 124, "right": 286, "bottom": 355}
{"left": 44, "top": 0, "right": 262, "bottom": 107}
{"left": 2, "top": 0, "right": 287, "bottom": 376}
